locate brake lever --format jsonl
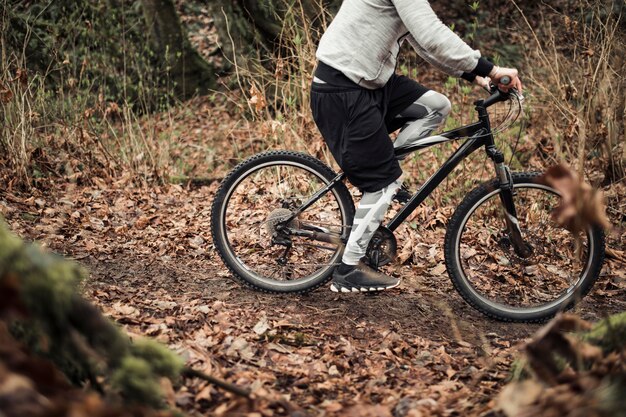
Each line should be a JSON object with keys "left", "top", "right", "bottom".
{"left": 511, "top": 88, "right": 525, "bottom": 104}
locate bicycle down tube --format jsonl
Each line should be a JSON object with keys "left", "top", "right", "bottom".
{"left": 387, "top": 126, "right": 489, "bottom": 231}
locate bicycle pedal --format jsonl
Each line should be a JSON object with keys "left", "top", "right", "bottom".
{"left": 393, "top": 187, "right": 411, "bottom": 204}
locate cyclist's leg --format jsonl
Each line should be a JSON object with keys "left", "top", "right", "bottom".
{"left": 334, "top": 77, "right": 449, "bottom": 268}
{"left": 330, "top": 178, "right": 403, "bottom": 291}
{"left": 312, "top": 92, "right": 402, "bottom": 268}
{"left": 383, "top": 76, "right": 447, "bottom": 201}
{"left": 335, "top": 76, "right": 438, "bottom": 268}
{"left": 393, "top": 90, "right": 451, "bottom": 148}
{"left": 310, "top": 89, "right": 401, "bottom": 193}
{"left": 383, "top": 74, "right": 430, "bottom": 131}
{"left": 311, "top": 73, "right": 404, "bottom": 290}
{"left": 341, "top": 178, "right": 403, "bottom": 265}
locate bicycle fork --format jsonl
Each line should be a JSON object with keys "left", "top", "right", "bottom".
{"left": 488, "top": 147, "right": 533, "bottom": 258}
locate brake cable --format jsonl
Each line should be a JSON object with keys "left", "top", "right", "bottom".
{"left": 507, "top": 93, "right": 525, "bottom": 167}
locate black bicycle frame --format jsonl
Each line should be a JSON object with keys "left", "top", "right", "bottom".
{"left": 289, "top": 106, "right": 493, "bottom": 228}
{"left": 386, "top": 118, "right": 490, "bottom": 231}
{"left": 283, "top": 90, "right": 529, "bottom": 256}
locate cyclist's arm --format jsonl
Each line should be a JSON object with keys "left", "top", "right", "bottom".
{"left": 394, "top": 0, "right": 493, "bottom": 79}
{"left": 405, "top": 35, "right": 488, "bottom": 80}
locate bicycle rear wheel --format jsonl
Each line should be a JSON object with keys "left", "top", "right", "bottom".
{"left": 211, "top": 151, "right": 355, "bottom": 293}
{"left": 444, "top": 172, "right": 605, "bottom": 322}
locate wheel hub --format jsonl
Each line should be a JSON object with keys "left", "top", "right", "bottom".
{"left": 498, "top": 235, "right": 535, "bottom": 264}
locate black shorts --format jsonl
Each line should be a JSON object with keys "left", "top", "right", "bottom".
{"left": 310, "top": 62, "right": 429, "bottom": 192}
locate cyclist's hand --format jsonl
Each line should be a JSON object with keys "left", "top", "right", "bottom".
{"left": 473, "top": 75, "right": 491, "bottom": 90}
{"left": 489, "top": 66, "right": 523, "bottom": 92}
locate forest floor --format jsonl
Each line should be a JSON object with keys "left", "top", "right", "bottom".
{"left": 2, "top": 164, "right": 625, "bottom": 416}
{"left": 2, "top": 2, "right": 625, "bottom": 415}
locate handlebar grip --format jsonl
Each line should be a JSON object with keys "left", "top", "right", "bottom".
{"left": 500, "top": 75, "right": 511, "bottom": 85}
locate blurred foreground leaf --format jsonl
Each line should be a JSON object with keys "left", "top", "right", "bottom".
{"left": 498, "top": 313, "right": 626, "bottom": 417}
{"left": 539, "top": 165, "right": 611, "bottom": 235}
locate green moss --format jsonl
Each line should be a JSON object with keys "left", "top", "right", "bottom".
{"left": 583, "top": 312, "right": 626, "bottom": 354}
{"left": 111, "top": 356, "right": 163, "bottom": 407}
{"left": 0, "top": 221, "right": 85, "bottom": 324}
{"left": 20, "top": 247, "right": 85, "bottom": 322}
{"left": 509, "top": 358, "right": 530, "bottom": 382}
{"left": 596, "top": 376, "right": 626, "bottom": 417}
{"left": 0, "top": 221, "right": 23, "bottom": 265}
{"left": 1, "top": 219, "right": 185, "bottom": 407}
{"left": 293, "top": 332, "right": 307, "bottom": 346}
{"left": 9, "top": 321, "right": 90, "bottom": 384}
{"left": 131, "top": 338, "right": 184, "bottom": 380}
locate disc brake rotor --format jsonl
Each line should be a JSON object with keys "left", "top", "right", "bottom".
{"left": 498, "top": 234, "right": 536, "bottom": 265}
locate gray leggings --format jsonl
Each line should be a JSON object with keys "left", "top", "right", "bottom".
{"left": 342, "top": 90, "right": 451, "bottom": 265}
{"left": 394, "top": 90, "right": 452, "bottom": 148}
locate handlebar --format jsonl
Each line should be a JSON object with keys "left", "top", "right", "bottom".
{"left": 480, "top": 89, "right": 507, "bottom": 107}
{"left": 471, "top": 76, "right": 524, "bottom": 131}
{"left": 475, "top": 76, "right": 521, "bottom": 108}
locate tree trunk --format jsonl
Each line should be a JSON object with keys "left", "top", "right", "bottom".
{"left": 142, "top": 0, "right": 217, "bottom": 99}
{"left": 207, "top": 0, "right": 341, "bottom": 70}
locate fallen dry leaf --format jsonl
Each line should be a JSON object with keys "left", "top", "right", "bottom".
{"left": 538, "top": 165, "right": 610, "bottom": 234}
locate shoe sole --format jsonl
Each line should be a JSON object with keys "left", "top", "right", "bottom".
{"left": 330, "top": 280, "right": 400, "bottom": 293}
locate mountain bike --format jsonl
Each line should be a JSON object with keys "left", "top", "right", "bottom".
{"left": 210, "top": 82, "right": 605, "bottom": 322}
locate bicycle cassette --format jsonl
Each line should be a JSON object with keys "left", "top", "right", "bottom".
{"left": 265, "top": 208, "right": 300, "bottom": 234}
{"left": 365, "top": 226, "right": 397, "bottom": 268}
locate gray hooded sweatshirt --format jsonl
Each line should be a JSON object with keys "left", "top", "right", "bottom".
{"left": 316, "top": 0, "right": 493, "bottom": 89}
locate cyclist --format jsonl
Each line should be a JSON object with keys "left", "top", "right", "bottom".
{"left": 310, "top": 0, "right": 523, "bottom": 292}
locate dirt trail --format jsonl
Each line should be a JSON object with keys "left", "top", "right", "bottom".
{"left": 2, "top": 180, "right": 624, "bottom": 416}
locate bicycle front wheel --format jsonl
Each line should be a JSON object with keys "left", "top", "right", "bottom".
{"left": 211, "top": 151, "right": 355, "bottom": 293}
{"left": 444, "top": 172, "right": 605, "bottom": 322}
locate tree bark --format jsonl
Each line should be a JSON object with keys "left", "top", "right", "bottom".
{"left": 142, "top": 0, "right": 217, "bottom": 99}
{"left": 207, "top": 0, "right": 341, "bottom": 70}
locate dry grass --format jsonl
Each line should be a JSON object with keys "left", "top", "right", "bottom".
{"left": 2, "top": 0, "right": 623, "bottom": 216}
{"left": 513, "top": 0, "right": 625, "bottom": 182}
{"left": 0, "top": 57, "right": 174, "bottom": 187}
{"left": 225, "top": 1, "right": 336, "bottom": 167}
{"left": 0, "top": 1, "right": 179, "bottom": 188}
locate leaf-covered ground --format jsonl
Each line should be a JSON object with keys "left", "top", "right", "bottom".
{"left": 2, "top": 169, "right": 624, "bottom": 416}
{"left": 2, "top": 0, "right": 625, "bottom": 414}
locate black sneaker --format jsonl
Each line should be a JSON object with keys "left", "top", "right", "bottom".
{"left": 393, "top": 183, "right": 412, "bottom": 204}
{"left": 330, "top": 264, "right": 400, "bottom": 293}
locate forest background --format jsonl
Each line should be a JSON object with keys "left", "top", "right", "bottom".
{"left": 0, "top": 0, "right": 625, "bottom": 416}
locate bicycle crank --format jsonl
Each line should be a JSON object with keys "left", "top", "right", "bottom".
{"left": 364, "top": 226, "right": 397, "bottom": 269}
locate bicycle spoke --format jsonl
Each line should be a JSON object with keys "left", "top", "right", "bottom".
{"left": 217, "top": 155, "right": 352, "bottom": 286}
{"left": 456, "top": 183, "right": 592, "bottom": 311}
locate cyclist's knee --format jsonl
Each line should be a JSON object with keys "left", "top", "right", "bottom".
{"left": 422, "top": 90, "right": 451, "bottom": 118}
{"left": 438, "top": 94, "right": 451, "bottom": 118}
